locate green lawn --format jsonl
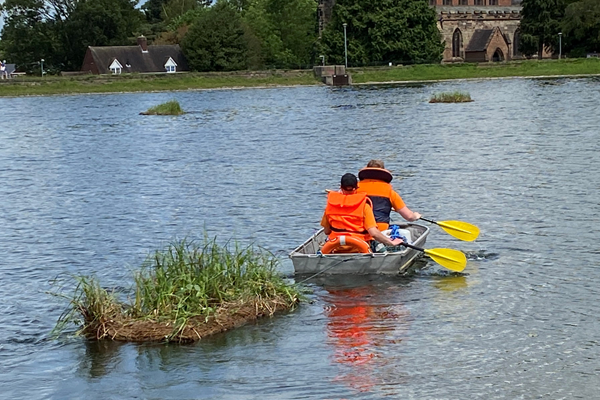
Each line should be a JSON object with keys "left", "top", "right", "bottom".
{"left": 1, "top": 58, "right": 599, "bottom": 97}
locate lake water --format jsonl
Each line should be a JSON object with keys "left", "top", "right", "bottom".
{"left": 1, "top": 77, "right": 600, "bottom": 399}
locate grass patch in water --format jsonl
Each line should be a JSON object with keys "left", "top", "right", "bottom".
{"left": 141, "top": 100, "right": 184, "bottom": 115}
{"left": 429, "top": 91, "right": 473, "bottom": 103}
{"left": 53, "top": 237, "right": 302, "bottom": 342}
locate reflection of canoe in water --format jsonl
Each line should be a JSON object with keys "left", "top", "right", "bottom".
{"left": 289, "top": 223, "right": 430, "bottom": 275}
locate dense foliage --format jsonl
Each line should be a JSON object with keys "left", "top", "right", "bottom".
{"left": 181, "top": 2, "right": 249, "bottom": 71}
{"left": 0, "top": 0, "right": 143, "bottom": 72}
{"left": 520, "top": 0, "right": 600, "bottom": 58}
{"left": 4, "top": 0, "right": 600, "bottom": 74}
{"left": 561, "top": 0, "right": 600, "bottom": 57}
{"left": 319, "top": 0, "right": 444, "bottom": 66}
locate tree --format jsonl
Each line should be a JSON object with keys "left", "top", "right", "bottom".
{"left": 561, "top": 0, "right": 600, "bottom": 56}
{"left": 319, "top": 0, "right": 443, "bottom": 67}
{"left": 519, "top": 0, "right": 573, "bottom": 58}
{"left": 61, "top": 0, "right": 143, "bottom": 70}
{"left": 181, "top": 1, "right": 249, "bottom": 71}
{"left": 243, "top": 0, "right": 317, "bottom": 68}
{"left": 141, "top": 0, "right": 211, "bottom": 24}
{"left": 0, "top": 0, "right": 60, "bottom": 72}
{"left": 0, "top": 0, "right": 143, "bottom": 72}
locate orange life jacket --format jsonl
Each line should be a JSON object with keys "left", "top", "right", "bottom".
{"left": 325, "top": 191, "right": 372, "bottom": 242}
{"left": 357, "top": 179, "right": 394, "bottom": 230}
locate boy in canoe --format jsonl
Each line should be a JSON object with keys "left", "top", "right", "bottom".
{"left": 320, "top": 173, "right": 402, "bottom": 253}
{"left": 357, "top": 159, "right": 421, "bottom": 231}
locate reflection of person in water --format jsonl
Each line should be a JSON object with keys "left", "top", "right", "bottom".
{"left": 324, "top": 285, "right": 411, "bottom": 393}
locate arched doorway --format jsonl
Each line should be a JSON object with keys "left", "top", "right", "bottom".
{"left": 452, "top": 29, "right": 463, "bottom": 58}
{"left": 492, "top": 48, "right": 504, "bottom": 62}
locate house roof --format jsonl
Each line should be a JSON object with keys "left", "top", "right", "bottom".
{"left": 465, "top": 29, "right": 495, "bottom": 52}
{"left": 85, "top": 45, "right": 189, "bottom": 73}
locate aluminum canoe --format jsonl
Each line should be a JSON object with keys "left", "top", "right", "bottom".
{"left": 289, "top": 223, "right": 430, "bottom": 275}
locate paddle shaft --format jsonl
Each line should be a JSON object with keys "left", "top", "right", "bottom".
{"left": 402, "top": 242, "right": 426, "bottom": 253}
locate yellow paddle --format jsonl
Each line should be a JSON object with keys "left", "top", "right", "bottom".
{"left": 402, "top": 242, "right": 467, "bottom": 272}
{"left": 420, "top": 218, "right": 480, "bottom": 242}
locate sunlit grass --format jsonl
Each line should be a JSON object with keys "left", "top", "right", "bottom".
{"left": 350, "top": 58, "right": 600, "bottom": 83}
{"left": 141, "top": 100, "right": 184, "bottom": 115}
{"left": 53, "top": 237, "right": 302, "bottom": 341}
{"left": 1, "top": 58, "right": 599, "bottom": 97}
{"left": 429, "top": 91, "right": 473, "bottom": 103}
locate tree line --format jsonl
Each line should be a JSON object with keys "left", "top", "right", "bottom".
{"left": 520, "top": 0, "right": 600, "bottom": 58}
{"left": 0, "top": 0, "right": 443, "bottom": 74}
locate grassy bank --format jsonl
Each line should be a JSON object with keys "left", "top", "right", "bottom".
{"left": 350, "top": 57, "right": 600, "bottom": 84}
{"left": 54, "top": 238, "right": 301, "bottom": 342}
{"left": 0, "top": 69, "right": 319, "bottom": 97}
{"left": 2, "top": 58, "right": 600, "bottom": 97}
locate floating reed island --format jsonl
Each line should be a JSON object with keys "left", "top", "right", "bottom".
{"left": 429, "top": 91, "right": 473, "bottom": 103}
{"left": 140, "top": 100, "right": 185, "bottom": 115}
{"left": 54, "top": 238, "right": 301, "bottom": 343}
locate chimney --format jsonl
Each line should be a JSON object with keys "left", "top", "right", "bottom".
{"left": 137, "top": 35, "right": 148, "bottom": 52}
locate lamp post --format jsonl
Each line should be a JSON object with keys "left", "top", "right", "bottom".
{"left": 40, "top": 59, "right": 44, "bottom": 76}
{"left": 558, "top": 32, "right": 562, "bottom": 60}
{"left": 343, "top": 23, "right": 348, "bottom": 68}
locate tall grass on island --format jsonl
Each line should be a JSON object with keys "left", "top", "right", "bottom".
{"left": 141, "top": 100, "right": 185, "bottom": 115}
{"left": 53, "top": 238, "right": 302, "bottom": 342}
{"left": 429, "top": 91, "right": 473, "bottom": 103}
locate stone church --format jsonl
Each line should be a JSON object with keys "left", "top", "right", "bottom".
{"left": 433, "top": 0, "right": 523, "bottom": 62}
{"left": 317, "top": 0, "right": 527, "bottom": 63}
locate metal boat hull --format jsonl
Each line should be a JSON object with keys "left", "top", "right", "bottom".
{"left": 289, "top": 223, "right": 430, "bottom": 275}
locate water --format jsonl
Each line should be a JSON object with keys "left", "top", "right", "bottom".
{"left": 1, "top": 77, "right": 600, "bottom": 399}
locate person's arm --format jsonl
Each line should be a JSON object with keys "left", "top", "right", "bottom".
{"left": 364, "top": 203, "right": 402, "bottom": 246}
{"left": 398, "top": 206, "right": 421, "bottom": 222}
{"left": 320, "top": 213, "right": 332, "bottom": 235}
{"left": 368, "top": 227, "right": 402, "bottom": 247}
{"left": 390, "top": 190, "right": 421, "bottom": 222}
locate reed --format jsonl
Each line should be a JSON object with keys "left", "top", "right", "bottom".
{"left": 141, "top": 100, "right": 185, "bottom": 115}
{"left": 429, "top": 91, "right": 473, "bottom": 103}
{"left": 54, "top": 237, "right": 301, "bottom": 342}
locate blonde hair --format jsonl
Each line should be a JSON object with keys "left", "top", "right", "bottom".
{"left": 366, "top": 159, "right": 385, "bottom": 168}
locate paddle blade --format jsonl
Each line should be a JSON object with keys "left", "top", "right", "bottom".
{"left": 436, "top": 220, "right": 480, "bottom": 242}
{"left": 423, "top": 248, "right": 467, "bottom": 272}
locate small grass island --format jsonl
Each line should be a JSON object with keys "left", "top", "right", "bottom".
{"left": 54, "top": 238, "right": 301, "bottom": 342}
{"left": 140, "top": 100, "right": 185, "bottom": 115}
{"left": 429, "top": 91, "right": 473, "bottom": 103}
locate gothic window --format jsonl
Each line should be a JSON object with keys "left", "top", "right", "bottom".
{"left": 474, "top": 0, "right": 485, "bottom": 5}
{"left": 459, "top": 0, "right": 468, "bottom": 4}
{"left": 452, "top": 29, "right": 463, "bottom": 58}
{"left": 443, "top": 0, "right": 452, "bottom": 5}
{"left": 489, "top": 0, "right": 498, "bottom": 4}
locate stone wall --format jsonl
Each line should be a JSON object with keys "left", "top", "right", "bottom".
{"left": 438, "top": 9, "right": 521, "bottom": 62}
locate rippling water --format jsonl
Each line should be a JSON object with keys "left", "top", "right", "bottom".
{"left": 1, "top": 77, "right": 600, "bottom": 399}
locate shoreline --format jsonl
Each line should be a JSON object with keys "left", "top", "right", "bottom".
{"left": 1, "top": 58, "right": 600, "bottom": 97}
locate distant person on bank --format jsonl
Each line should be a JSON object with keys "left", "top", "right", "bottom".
{"left": 357, "top": 159, "right": 421, "bottom": 231}
{"left": 321, "top": 173, "right": 402, "bottom": 251}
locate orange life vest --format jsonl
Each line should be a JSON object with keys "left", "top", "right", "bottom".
{"left": 357, "top": 179, "right": 395, "bottom": 230}
{"left": 324, "top": 191, "right": 372, "bottom": 242}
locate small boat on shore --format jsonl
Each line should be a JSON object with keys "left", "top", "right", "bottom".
{"left": 289, "top": 223, "right": 430, "bottom": 275}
